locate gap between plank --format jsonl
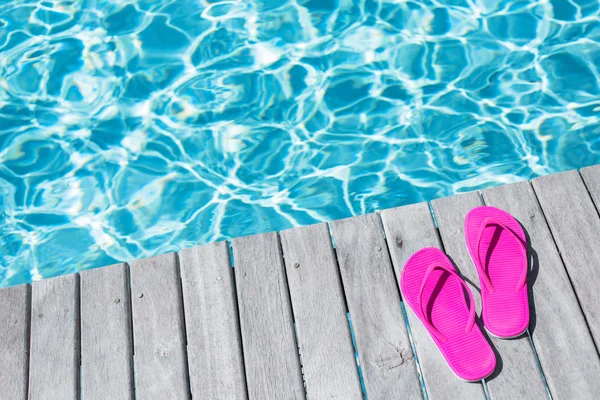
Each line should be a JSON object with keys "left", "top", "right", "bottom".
{"left": 479, "top": 191, "right": 552, "bottom": 399}
{"left": 530, "top": 179, "right": 600, "bottom": 359}
{"left": 346, "top": 313, "right": 368, "bottom": 399}
{"left": 125, "top": 263, "right": 137, "bottom": 400}
{"left": 25, "top": 285, "right": 32, "bottom": 400}
{"left": 174, "top": 254, "right": 193, "bottom": 399}
{"left": 527, "top": 332, "right": 553, "bottom": 400}
{"left": 275, "top": 232, "right": 309, "bottom": 399}
{"left": 76, "top": 274, "right": 82, "bottom": 400}
{"left": 399, "top": 300, "right": 428, "bottom": 400}
{"left": 228, "top": 241, "right": 235, "bottom": 269}
{"left": 78, "top": 274, "right": 83, "bottom": 400}
{"left": 374, "top": 211, "right": 429, "bottom": 400}
{"left": 222, "top": 241, "right": 251, "bottom": 400}
{"left": 325, "top": 223, "right": 367, "bottom": 400}
{"left": 580, "top": 170, "right": 600, "bottom": 228}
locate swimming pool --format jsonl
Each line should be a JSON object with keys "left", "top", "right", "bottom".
{"left": 0, "top": 0, "right": 599, "bottom": 286}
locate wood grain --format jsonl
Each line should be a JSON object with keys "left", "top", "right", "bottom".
{"left": 232, "top": 232, "right": 305, "bottom": 400}
{"left": 179, "top": 242, "right": 247, "bottom": 400}
{"left": 533, "top": 171, "right": 600, "bottom": 347}
{"left": 331, "top": 214, "right": 423, "bottom": 399}
{"left": 80, "top": 263, "right": 133, "bottom": 400}
{"left": 29, "top": 274, "right": 80, "bottom": 400}
{"left": 280, "top": 223, "right": 363, "bottom": 399}
{"left": 129, "top": 253, "right": 190, "bottom": 400}
{"left": 581, "top": 165, "right": 600, "bottom": 211}
{"left": 483, "top": 180, "right": 600, "bottom": 398}
{"left": 432, "top": 192, "right": 547, "bottom": 400}
{"left": 380, "top": 202, "right": 485, "bottom": 400}
{"left": 0, "top": 284, "right": 30, "bottom": 400}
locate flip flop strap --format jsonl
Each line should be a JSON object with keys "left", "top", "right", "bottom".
{"left": 417, "top": 262, "right": 476, "bottom": 343}
{"left": 475, "top": 217, "right": 528, "bottom": 293}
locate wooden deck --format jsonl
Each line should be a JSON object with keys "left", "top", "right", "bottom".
{"left": 2, "top": 165, "right": 600, "bottom": 400}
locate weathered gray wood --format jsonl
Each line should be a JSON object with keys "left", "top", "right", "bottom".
{"left": 129, "top": 253, "right": 190, "bottom": 400}
{"left": 331, "top": 214, "right": 423, "bottom": 400}
{"left": 432, "top": 192, "right": 547, "bottom": 400}
{"left": 483, "top": 180, "right": 600, "bottom": 398}
{"left": 179, "top": 242, "right": 247, "bottom": 400}
{"left": 533, "top": 170, "right": 600, "bottom": 347}
{"left": 581, "top": 165, "right": 600, "bottom": 210}
{"left": 380, "top": 202, "right": 485, "bottom": 400}
{"left": 232, "top": 232, "right": 304, "bottom": 400}
{"left": 280, "top": 223, "right": 363, "bottom": 399}
{"left": 80, "top": 263, "right": 133, "bottom": 400}
{"left": 0, "top": 284, "right": 30, "bottom": 400}
{"left": 29, "top": 274, "right": 79, "bottom": 400}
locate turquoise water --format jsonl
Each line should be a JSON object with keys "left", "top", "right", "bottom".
{"left": 1, "top": 0, "right": 599, "bottom": 286}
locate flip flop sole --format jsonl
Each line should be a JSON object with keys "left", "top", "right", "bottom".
{"left": 465, "top": 206, "right": 530, "bottom": 339}
{"left": 401, "top": 247, "right": 496, "bottom": 381}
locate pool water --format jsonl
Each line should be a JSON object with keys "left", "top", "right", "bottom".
{"left": 1, "top": 0, "right": 599, "bottom": 286}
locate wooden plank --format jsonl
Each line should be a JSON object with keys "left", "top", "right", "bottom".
{"left": 432, "top": 192, "right": 547, "bottom": 400}
{"left": 28, "top": 274, "right": 79, "bottom": 400}
{"left": 380, "top": 202, "right": 485, "bottom": 400}
{"left": 532, "top": 170, "right": 600, "bottom": 346}
{"left": 280, "top": 223, "right": 363, "bottom": 399}
{"left": 581, "top": 164, "right": 600, "bottom": 210}
{"left": 232, "top": 232, "right": 304, "bottom": 400}
{"left": 179, "top": 242, "right": 247, "bottom": 400}
{"left": 80, "top": 263, "right": 133, "bottom": 400}
{"left": 483, "top": 180, "right": 600, "bottom": 398}
{"left": 331, "top": 214, "right": 423, "bottom": 399}
{"left": 0, "top": 284, "right": 31, "bottom": 400}
{"left": 130, "top": 253, "right": 190, "bottom": 400}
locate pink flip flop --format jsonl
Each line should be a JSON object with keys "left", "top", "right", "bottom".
{"left": 465, "top": 206, "right": 529, "bottom": 339}
{"left": 401, "top": 248, "right": 496, "bottom": 382}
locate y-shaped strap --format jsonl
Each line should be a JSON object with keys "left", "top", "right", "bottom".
{"left": 417, "top": 262, "right": 476, "bottom": 343}
{"left": 475, "top": 217, "right": 528, "bottom": 293}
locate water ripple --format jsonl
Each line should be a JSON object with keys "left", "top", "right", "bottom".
{"left": 1, "top": 0, "right": 599, "bottom": 286}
